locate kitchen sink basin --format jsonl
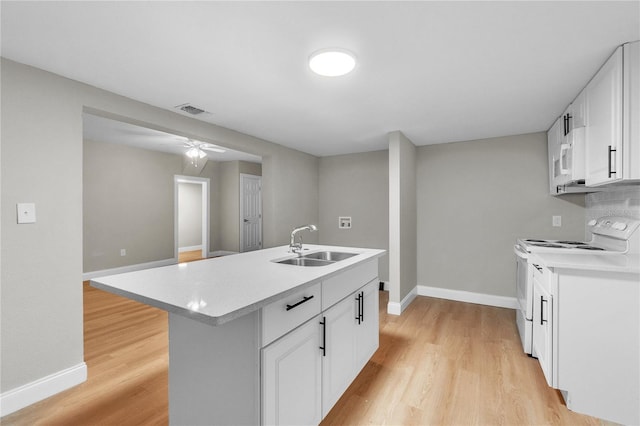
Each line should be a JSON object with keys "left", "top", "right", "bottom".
{"left": 274, "top": 251, "right": 358, "bottom": 267}
{"left": 301, "top": 251, "right": 357, "bottom": 262}
{"left": 275, "top": 257, "right": 333, "bottom": 267}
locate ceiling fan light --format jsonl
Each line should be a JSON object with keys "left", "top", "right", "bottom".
{"left": 309, "top": 49, "right": 356, "bottom": 77}
{"left": 186, "top": 147, "right": 201, "bottom": 159}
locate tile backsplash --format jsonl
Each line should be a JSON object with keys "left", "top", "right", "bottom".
{"left": 586, "top": 185, "right": 640, "bottom": 236}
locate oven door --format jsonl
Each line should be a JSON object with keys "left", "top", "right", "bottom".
{"left": 514, "top": 244, "right": 533, "bottom": 320}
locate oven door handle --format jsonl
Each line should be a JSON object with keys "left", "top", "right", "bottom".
{"left": 514, "top": 244, "right": 528, "bottom": 259}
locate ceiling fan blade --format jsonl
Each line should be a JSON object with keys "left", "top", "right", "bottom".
{"left": 200, "top": 145, "right": 226, "bottom": 153}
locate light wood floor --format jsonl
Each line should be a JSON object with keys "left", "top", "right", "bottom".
{"left": 3, "top": 286, "right": 608, "bottom": 425}
{"left": 178, "top": 249, "right": 204, "bottom": 263}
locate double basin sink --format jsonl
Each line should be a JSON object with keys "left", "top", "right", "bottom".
{"left": 275, "top": 251, "right": 357, "bottom": 267}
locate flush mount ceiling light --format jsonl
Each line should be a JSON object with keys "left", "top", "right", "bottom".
{"left": 309, "top": 49, "right": 356, "bottom": 77}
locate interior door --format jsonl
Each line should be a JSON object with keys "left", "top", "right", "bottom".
{"left": 240, "top": 174, "right": 262, "bottom": 252}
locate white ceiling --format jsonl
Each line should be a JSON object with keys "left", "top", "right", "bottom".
{"left": 2, "top": 1, "right": 639, "bottom": 157}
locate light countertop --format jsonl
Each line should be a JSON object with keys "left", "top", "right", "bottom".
{"left": 530, "top": 251, "right": 640, "bottom": 274}
{"left": 91, "top": 244, "right": 385, "bottom": 326}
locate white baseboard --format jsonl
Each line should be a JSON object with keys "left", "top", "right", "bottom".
{"left": 0, "top": 362, "right": 87, "bottom": 417}
{"left": 417, "top": 285, "right": 518, "bottom": 309}
{"left": 387, "top": 286, "right": 417, "bottom": 316}
{"left": 209, "top": 250, "right": 238, "bottom": 258}
{"left": 179, "top": 245, "right": 202, "bottom": 253}
{"left": 82, "top": 258, "right": 176, "bottom": 281}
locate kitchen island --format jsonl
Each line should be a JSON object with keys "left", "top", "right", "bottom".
{"left": 91, "top": 244, "right": 385, "bottom": 425}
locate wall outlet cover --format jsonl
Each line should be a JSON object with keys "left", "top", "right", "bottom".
{"left": 17, "top": 203, "right": 36, "bottom": 224}
{"left": 339, "top": 216, "right": 352, "bottom": 229}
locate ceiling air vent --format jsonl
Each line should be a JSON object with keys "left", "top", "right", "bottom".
{"left": 175, "top": 103, "right": 206, "bottom": 115}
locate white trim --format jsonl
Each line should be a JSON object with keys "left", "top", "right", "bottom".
{"left": 82, "top": 258, "right": 176, "bottom": 281}
{"left": 0, "top": 362, "right": 87, "bottom": 417}
{"left": 417, "top": 285, "right": 518, "bottom": 309}
{"left": 209, "top": 250, "right": 238, "bottom": 258}
{"left": 387, "top": 286, "right": 417, "bottom": 316}
{"left": 179, "top": 245, "right": 203, "bottom": 253}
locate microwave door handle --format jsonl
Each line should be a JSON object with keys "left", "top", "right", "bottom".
{"left": 560, "top": 144, "right": 571, "bottom": 175}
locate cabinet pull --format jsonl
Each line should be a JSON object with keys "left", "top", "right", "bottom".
{"left": 608, "top": 145, "right": 617, "bottom": 178}
{"left": 359, "top": 291, "right": 364, "bottom": 323}
{"left": 286, "top": 295, "right": 314, "bottom": 311}
{"left": 355, "top": 293, "right": 362, "bottom": 324}
{"left": 563, "top": 115, "right": 568, "bottom": 136}
{"left": 540, "top": 296, "right": 547, "bottom": 325}
{"left": 319, "top": 317, "right": 326, "bottom": 356}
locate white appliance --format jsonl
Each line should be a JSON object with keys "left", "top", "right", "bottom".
{"left": 550, "top": 127, "right": 587, "bottom": 192}
{"left": 514, "top": 216, "right": 640, "bottom": 355}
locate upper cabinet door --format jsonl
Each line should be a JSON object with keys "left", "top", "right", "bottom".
{"left": 622, "top": 41, "right": 640, "bottom": 181}
{"left": 585, "top": 46, "right": 623, "bottom": 186}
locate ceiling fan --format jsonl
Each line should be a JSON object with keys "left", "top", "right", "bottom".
{"left": 183, "top": 139, "right": 226, "bottom": 168}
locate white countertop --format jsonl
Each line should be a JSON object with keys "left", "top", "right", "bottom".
{"left": 91, "top": 245, "right": 386, "bottom": 326}
{"left": 530, "top": 251, "right": 640, "bottom": 274}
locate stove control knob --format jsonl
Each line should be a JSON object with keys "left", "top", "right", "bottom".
{"left": 587, "top": 219, "right": 597, "bottom": 227}
{"left": 612, "top": 222, "right": 627, "bottom": 231}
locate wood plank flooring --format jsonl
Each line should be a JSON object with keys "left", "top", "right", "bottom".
{"left": 178, "top": 249, "right": 203, "bottom": 263}
{"left": 3, "top": 286, "right": 609, "bottom": 425}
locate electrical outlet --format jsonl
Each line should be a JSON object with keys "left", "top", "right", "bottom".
{"left": 339, "top": 216, "right": 352, "bottom": 229}
{"left": 120, "top": 249, "right": 126, "bottom": 256}
{"left": 552, "top": 216, "right": 562, "bottom": 227}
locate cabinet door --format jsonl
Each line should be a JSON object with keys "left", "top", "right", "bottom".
{"left": 585, "top": 46, "right": 623, "bottom": 185}
{"left": 532, "top": 279, "right": 553, "bottom": 387}
{"left": 262, "top": 315, "right": 323, "bottom": 426}
{"left": 355, "top": 280, "right": 379, "bottom": 371}
{"left": 321, "top": 295, "right": 358, "bottom": 417}
{"left": 571, "top": 89, "right": 587, "bottom": 129}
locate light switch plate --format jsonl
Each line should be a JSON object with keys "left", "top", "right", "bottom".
{"left": 339, "top": 216, "right": 352, "bottom": 229}
{"left": 17, "top": 203, "right": 36, "bottom": 224}
{"left": 552, "top": 215, "right": 562, "bottom": 227}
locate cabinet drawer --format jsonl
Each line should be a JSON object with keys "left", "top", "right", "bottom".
{"left": 322, "top": 260, "right": 377, "bottom": 310}
{"left": 262, "top": 282, "right": 322, "bottom": 347}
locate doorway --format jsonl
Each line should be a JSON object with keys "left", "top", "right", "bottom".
{"left": 240, "top": 174, "right": 262, "bottom": 252}
{"left": 175, "top": 175, "right": 210, "bottom": 261}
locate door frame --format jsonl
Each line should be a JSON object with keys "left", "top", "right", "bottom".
{"left": 239, "top": 173, "right": 262, "bottom": 252}
{"left": 174, "top": 175, "right": 210, "bottom": 261}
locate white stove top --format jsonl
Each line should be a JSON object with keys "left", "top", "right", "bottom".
{"left": 517, "top": 216, "right": 640, "bottom": 255}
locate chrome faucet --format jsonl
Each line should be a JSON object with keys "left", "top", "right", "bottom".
{"left": 289, "top": 224, "right": 318, "bottom": 254}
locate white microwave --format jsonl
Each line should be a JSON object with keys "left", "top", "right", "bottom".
{"left": 552, "top": 126, "right": 585, "bottom": 187}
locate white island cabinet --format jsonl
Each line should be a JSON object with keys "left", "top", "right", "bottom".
{"left": 91, "top": 244, "right": 385, "bottom": 426}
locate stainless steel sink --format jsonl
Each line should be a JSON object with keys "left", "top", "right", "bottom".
{"left": 276, "top": 257, "right": 333, "bottom": 267}
{"left": 274, "top": 251, "right": 357, "bottom": 266}
{"left": 301, "top": 251, "right": 357, "bottom": 262}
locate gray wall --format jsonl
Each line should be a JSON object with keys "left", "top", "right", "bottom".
{"left": 84, "top": 140, "right": 182, "bottom": 270}
{"left": 178, "top": 182, "right": 203, "bottom": 249}
{"left": 318, "top": 150, "right": 389, "bottom": 281}
{"left": 219, "top": 161, "right": 240, "bottom": 252}
{"left": 389, "top": 131, "right": 417, "bottom": 304}
{"left": 1, "top": 58, "right": 318, "bottom": 395}
{"left": 416, "top": 132, "right": 586, "bottom": 297}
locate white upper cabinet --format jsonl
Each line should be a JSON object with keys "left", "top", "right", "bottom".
{"left": 585, "top": 46, "right": 623, "bottom": 185}
{"left": 585, "top": 42, "right": 640, "bottom": 186}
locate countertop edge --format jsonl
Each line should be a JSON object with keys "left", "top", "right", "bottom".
{"left": 91, "top": 246, "right": 386, "bottom": 327}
